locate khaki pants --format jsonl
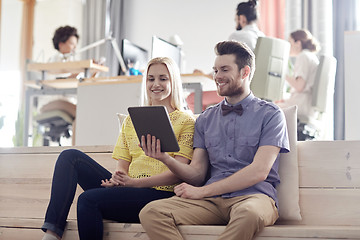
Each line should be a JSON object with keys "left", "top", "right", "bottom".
{"left": 139, "top": 194, "right": 278, "bottom": 240}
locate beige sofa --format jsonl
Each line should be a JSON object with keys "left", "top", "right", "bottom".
{"left": 0, "top": 106, "right": 359, "bottom": 239}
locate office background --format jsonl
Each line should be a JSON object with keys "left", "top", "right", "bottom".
{"left": 0, "top": 0, "right": 359, "bottom": 146}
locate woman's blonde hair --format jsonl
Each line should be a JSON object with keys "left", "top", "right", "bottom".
{"left": 140, "top": 57, "right": 185, "bottom": 111}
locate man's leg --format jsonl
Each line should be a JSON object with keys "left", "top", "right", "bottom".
{"left": 218, "top": 194, "right": 279, "bottom": 240}
{"left": 139, "top": 196, "right": 227, "bottom": 240}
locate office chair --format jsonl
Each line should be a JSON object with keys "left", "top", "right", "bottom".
{"left": 34, "top": 100, "right": 76, "bottom": 146}
{"left": 250, "top": 37, "right": 290, "bottom": 102}
{"left": 297, "top": 55, "right": 337, "bottom": 140}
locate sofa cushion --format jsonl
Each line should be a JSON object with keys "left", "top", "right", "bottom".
{"left": 117, "top": 113, "right": 128, "bottom": 132}
{"left": 277, "top": 105, "right": 302, "bottom": 221}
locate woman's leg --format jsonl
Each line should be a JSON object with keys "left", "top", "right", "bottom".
{"left": 41, "top": 149, "right": 112, "bottom": 238}
{"left": 77, "top": 187, "right": 174, "bottom": 240}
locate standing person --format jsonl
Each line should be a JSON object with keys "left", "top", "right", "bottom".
{"left": 139, "top": 41, "right": 289, "bottom": 240}
{"left": 49, "top": 25, "right": 79, "bottom": 62}
{"left": 40, "top": 57, "right": 195, "bottom": 240}
{"left": 191, "top": 0, "right": 264, "bottom": 111}
{"left": 277, "top": 29, "right": 320, "bottom": 122}
{"left": 228, "top": 0, "right": 265, "bottom": 51}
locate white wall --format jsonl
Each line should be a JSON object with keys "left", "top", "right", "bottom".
{"left": 122, "top": 0, "right": 241, "bottom": 74}
{"left": 344, "top": 31, "right": 360, "bottom": 140}
{"left": 0, "top": 0, "right": 23, "bottom": 147}
{"left": 0, "top": 0, "right": 22, "bottom": 70}
{"left": 31, "top": 0, "right": 242, "bottom": 69}
{"left": 32, "top": 0, "right": 83, "bottom": 62}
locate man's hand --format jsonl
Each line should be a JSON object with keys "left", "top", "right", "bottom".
{"left": 174, "top": 182, "right": 205, "bottom": 200}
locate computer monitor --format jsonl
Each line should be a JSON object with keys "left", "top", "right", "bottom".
{"left": 250, "top": 37, "right": 290, "bottom": 102}
{"left": 151, "top": 36, "right": 182, "bottom": 70}
{"left": 120, "top": 39, "right": 148, "bottom": 75}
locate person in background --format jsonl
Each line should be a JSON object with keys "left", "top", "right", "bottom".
{"left": 277, "top": 29, "right": 320, "bottom": 122}
{"left": 139, "top": 41, "right": 289, "bottom": 240}
{"left": 193, "top": 0, "right": 264, "bottom": 75}
{"left": 35, "top": 26, "right": 79, "bottom": 146}
{"left": 40, "top": 57, "right": 195, "bottom": 240}
{"left": 190, "top": 0, "right": 264, "bottom": 111}
{"left": 228, "top": 0, "right": 265, "bottom": 51}
{"left": 49, "top": 25, "right": 79, "bottom": 62}
{"left": 37, "top": 26, "right": 80, "bottom": 146}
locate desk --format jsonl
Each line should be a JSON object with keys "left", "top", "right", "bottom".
{"left": 75, "top": 74, "right": 217, "bottom": 146}
{"left": 23, "top": 60, "right": 109, "bottom": 146}
{"left": 27, "top": 60, "right": 109, "bottom": 81}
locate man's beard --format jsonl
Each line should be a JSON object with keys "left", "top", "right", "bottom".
{"left": 236, "top": 23, "right": 242, "bottom": 31}
{"left": 218, "top": 84, "right": 244, "bottom": 98}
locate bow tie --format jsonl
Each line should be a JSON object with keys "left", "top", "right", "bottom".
{"left": 221, "top": 103, "right": 243, "bottom": 116}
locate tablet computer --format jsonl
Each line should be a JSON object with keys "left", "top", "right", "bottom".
{"left": 128, "top": 106, "right": 180, "bottom": 152}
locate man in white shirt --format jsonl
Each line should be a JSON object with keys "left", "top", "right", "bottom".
{"left": 228, "top": 0, "right": 265, "bottom": 51}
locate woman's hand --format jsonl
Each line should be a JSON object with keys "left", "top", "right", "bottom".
{"left": 140, "top": 134, "right": 169, "bottom": 163}
{"left": 286, "top": 75, "right": 306, "bottom": 92}
{"left": 101, "top": 170, "right": 135, "bottom": 188}
{"left": 101, "top": 178, "right": 116, "bottom": 188}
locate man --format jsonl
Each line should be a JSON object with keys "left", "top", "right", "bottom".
{"left": 140, "top": 40, "right": 289, "bottom": 240}
{"left": 228, "top": 0, "right": 265, "bottom": 51}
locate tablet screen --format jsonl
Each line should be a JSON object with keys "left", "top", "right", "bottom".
{"left": 128, "top": 106, "right": 180, "bottom": 152}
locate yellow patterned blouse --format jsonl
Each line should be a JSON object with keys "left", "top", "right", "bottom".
{"left": 112, "top": 110, "right": 195, "bottom": 192}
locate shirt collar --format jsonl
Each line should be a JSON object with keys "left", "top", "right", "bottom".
{"left": 223, "top": 92, "right": 254, "bottom": 109}
{"left": 243, "top": 23, "right": 259, "bottom": 31}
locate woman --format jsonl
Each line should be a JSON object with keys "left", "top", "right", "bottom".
{"left": 228, "top": 0, "right": 265, "bottom": 51}
{"left": 49, "top": 25, "right": 79, "bottom": 62}
{"left": 41, "top": 57, "right": 195, "bottom": 240}
{"left": 42, "top": 26, "right": 79, "bottom": 146}
{"left": 277, "top": 29, "right": 320, "bottom": 121}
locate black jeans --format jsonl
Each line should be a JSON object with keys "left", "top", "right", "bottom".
{"left": 41, "top": 149, "right": 174, "bottom": 240}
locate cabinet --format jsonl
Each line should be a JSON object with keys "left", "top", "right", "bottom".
{"left": 75, "top": 74, "right": 217, "bottom": 146}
